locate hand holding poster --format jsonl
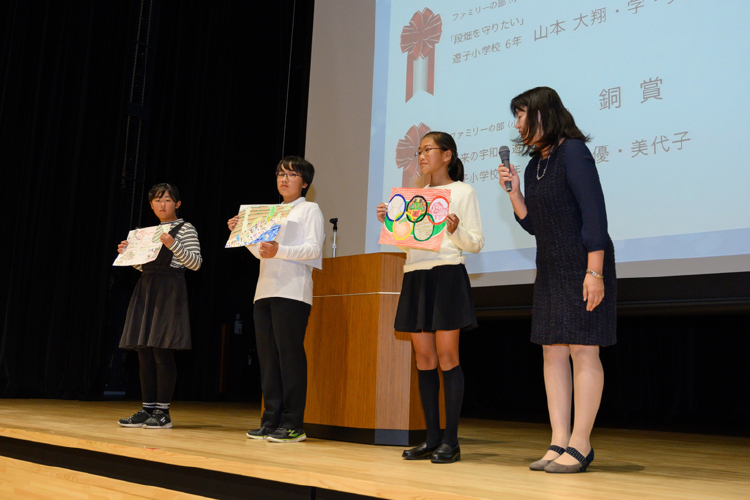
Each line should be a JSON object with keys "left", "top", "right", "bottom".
{"left": 226, "top": 204, "right": 294, "bottom": 248}
{"left": 379, "top": 187, "right": 450, "bottom": 251}
{"left": 113, "top": 225, "right": 164, "bottom": 266}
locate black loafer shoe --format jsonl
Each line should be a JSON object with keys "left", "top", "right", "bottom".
{"left": 402, "top": 442, "right": 441, "bottom": 460}
{"left": 431, "top": 443, "right": 461, "bottom": 463}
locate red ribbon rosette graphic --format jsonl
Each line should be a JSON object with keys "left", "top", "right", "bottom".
{"left": 396, "top": 123, "right": 431, "bottom": 188}
{"left": 400, "top": 8, "right": 442, "bottom": 102}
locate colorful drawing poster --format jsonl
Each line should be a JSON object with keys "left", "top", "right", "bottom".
{"left": 225, "top": 204, "right": 294, "bottom": 248}
{"left": 379, "top": 188, "right": 450, "bottom": 251}
{"left": 113, "top": 225, "right": 164, "bottom": 266}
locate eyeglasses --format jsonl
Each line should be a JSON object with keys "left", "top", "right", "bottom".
{"left": 276, "top": 172, "right": 300, "bottom": 180}
{"left": 414, "top": 147, "right": 444, "bottom": 158}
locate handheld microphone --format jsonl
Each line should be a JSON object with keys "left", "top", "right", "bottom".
{"left": 499, "top": 146, "right": 512, "bottom": 192}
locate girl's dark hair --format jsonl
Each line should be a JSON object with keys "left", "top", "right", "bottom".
{"left": 510, "top": 86, "right": 589, "bottom": 157}
{"left": 276, "top": 156, "right": 315, "bottom": 197}
{"left": 422, "top": 131, "right": 464, "bottom": 182}
{"left": 148, "top": 183, "right": 181, "bottom": 203}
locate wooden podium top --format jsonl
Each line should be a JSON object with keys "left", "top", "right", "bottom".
{"left": 312, "top": 252, "right": 405, "bottom": 296}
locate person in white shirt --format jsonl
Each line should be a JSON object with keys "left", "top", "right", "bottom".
{"left": 376, "top": 132, "right": 484, "bottom": 463}
{"left": 227, "top": 157, "right": 324, "bottom": 443}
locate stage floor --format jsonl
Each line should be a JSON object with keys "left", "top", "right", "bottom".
{"left": 0, "top": 400, "right": 748, "bottom": 500}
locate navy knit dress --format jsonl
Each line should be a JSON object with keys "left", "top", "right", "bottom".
{"left": 516, "top": 138, "right": 616, "bottom": 346}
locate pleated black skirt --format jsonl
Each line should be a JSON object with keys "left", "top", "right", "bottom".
{"left": 119, "top": 268, "right": 192, "bottom": 350}
{"left": 394, "top": 263, "right": 477, "bottom": 333}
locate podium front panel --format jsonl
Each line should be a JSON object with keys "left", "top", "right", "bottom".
{"left": 301, "top": 253, "right": 440, "bottom": 445}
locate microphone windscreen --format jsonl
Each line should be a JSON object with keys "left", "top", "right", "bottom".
{"left": 499, "top": 145, "right": 511, "bottom": 164}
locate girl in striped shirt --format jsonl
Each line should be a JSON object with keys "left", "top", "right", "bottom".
{"left": 116, "top": 183, "right": 202, "bottom": 429}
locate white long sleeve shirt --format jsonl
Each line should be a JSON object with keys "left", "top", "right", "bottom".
{"left": 399, "top": 181, "right": 484, "bottom": 273}
{"left": 247, "top": 197, "right": 324, "bottom": 305}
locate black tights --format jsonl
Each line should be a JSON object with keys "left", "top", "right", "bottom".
{"left": 138, "top": 347, "right": 176, "bottom": 407}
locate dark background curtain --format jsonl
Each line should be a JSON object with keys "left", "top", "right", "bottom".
{"left": 0, "top": 0, "right": 313, "bottom": 402}
{"left": 1, "top": 0, "right": 747, "bottom": 435}
{"left": 463, "top": 314, "right": 749, "bottom": 435}
{"left": 1, "top": 1, "right": 138, "bottom": 399}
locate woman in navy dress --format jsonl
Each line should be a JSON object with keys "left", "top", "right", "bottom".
{"left": 498, "top": 87, "right": 616, "bottom": 473}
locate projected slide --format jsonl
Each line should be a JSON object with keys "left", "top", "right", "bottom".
{"left": 367, "top": 0, "right": 750, "bottom": 275}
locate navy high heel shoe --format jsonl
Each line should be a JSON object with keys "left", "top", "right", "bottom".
{"left": 529, "top": 444, "right": 566, "bottom": 471}
{"left": 544, "top": 446, "right": 594, "bottom": 473}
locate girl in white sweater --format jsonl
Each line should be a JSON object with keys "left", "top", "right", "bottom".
{"left": 376, "top": 132, "right": 484, "bottom": 463}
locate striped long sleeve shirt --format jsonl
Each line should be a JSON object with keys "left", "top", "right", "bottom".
{"left": 135, "top": 218, "right": 202, "bottom": 271}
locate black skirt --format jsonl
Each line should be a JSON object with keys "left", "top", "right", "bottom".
{"left": 119, "top": 267, "right": 192, "bottom": 350}
{"left": 394, "top": 264, "right": 477, "bottom": 333}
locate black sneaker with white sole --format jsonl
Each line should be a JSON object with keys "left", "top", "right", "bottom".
{"left": 142, "top": 409, "right": 172, "bottom": 429}
{"left": 246, "top": 426, "right": 276, "bottom": 440}
{"left": 118, "top": 409, "right": 151, "bottom": 428}
{"left": 266, "top": 428, "right": 306, "bottom": 443}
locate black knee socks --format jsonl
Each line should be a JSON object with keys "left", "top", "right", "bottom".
{"left": 138, "top": 348, "right": 176, "bottom": 414}
{"left": 441, "top": 365, "right": 464, "bottom": 448}
{"left": 418, "top": 368, "right": 441, "bottom": 447}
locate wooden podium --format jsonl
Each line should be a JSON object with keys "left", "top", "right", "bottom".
{"left": 302, "top": 253, "right": 443, "bottom": 446}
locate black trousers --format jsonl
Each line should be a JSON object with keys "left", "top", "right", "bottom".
{"left": 253, "top": 297, "right": 312, "bottom": 430}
